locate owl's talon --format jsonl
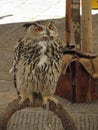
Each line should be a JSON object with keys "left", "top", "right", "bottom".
{"left": 29, "top": 96, "right": 33, "bottom": 103}
{"left": 29, "top": 96, "right": 33, "bottom": 106}
{"left": 49, "top": 96, "right": 59, "bottom": 105}
{"left": 43, "top": 96, "right": 58, "bottom": 109}
{"left": 42, "top": 103, "right": 47, "bottom": 109}
{"left": 18, "top": 95, "right": 33, "bottom": 105}
{"left": 43, "top": 97, "right": 49, "bottom": 109}
{"left": 18, "top": 98, "right": 25, "bottom": 105}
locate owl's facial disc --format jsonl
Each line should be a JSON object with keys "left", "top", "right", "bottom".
{"left": 25, "top": 22, "right": 58, "bottom": 41}
{"left": 32, "top": 24, "right": 48, "bottom": 39}
{"left": 32, "top": 22, "right": 58, "bottom": 40}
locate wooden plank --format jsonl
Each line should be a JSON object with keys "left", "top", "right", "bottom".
{"left": 66, "top": 0, "right": 72, "bottom": 47}
{"left": 71, "top": 0, "right": 81, "bottom": 50}
{"left": 82, "top": 0, "right": 93, "bottom": 52}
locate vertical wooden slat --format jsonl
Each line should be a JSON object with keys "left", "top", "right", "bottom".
{"left": 71, "top": 0, "right": 81, "bottom": 50}
{"left": 66, "top": 0, "right": 72, "bottom": 47}
{"left": 82, "top": 0, "right": 93, "bottom": 52}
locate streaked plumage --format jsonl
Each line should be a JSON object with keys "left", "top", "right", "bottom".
{"left": 12, "top": 22, "right": 63, "bottom": 105}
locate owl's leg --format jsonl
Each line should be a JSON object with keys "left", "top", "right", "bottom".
{"left": 19, "top": 95, "right": 33, "bottom": 105}
{"left": 19, "top": 87, "right": 33, "bottom": 105}
{"left": 43, "top": 96, "right": 59, "bottom": 108}
{"left": 19, "top": 96, "right": 27, "bottom": 105}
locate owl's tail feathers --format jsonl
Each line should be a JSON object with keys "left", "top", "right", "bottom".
{"left": 9, "top": 64, "right": 20, "bottom": 96}
{"left": 9, "top": 66, "right": 14, "bottom": 73}
{"left": 13, "top": 75, "right": 20, "bottom": 96}
{"left": 15, "top": 88, "right": 20, "bottom": 96}
{"left": 9, "top": 60, "right": 16, "bottom": 73}
{"left": 9, "top": 61, "right": 16, "bottom": 73}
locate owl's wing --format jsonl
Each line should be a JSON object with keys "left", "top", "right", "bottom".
{"left": 9, "top": 39, "right": 23, "bottom": 73}
{"left": 10, "top": 39, "right": 24, "bottom": 95}
{"left": 14, "top": 39, "right": 24, "bottom": 64}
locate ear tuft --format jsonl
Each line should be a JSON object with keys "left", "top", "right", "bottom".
{"left": 23, "top": 23, "right": 33, "bottom": 28}
{"left": 48, "top": 21, "right": 55, "bottom": 26}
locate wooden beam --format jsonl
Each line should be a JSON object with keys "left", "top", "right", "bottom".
{"left": 66, "top": 0, "right": 71, "bottom": 47}
{"left": 71, "top": 0, "right": 81, "bottom": 50}
{"left": 82, "top": 0, "right": 93, "bottom": 52}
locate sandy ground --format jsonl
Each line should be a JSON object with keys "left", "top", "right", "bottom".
{"left": 0, "top": 14, "right": 98, "bottom": 129}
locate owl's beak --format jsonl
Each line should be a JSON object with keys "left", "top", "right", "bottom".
{"left": 42, "top": 29, "right": 50, "bottom": 40}
{"left": 46, "top": 29, "right": 50, "bottom": 36}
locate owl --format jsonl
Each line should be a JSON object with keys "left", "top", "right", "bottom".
{"left": 11, "top": 21, "right": 63, "bottom": 105}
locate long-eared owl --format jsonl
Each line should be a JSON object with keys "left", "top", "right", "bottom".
{"left": 11, "top": 21, "right": 63, "bottom": 105}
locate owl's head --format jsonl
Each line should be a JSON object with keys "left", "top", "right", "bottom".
{"left": 23, "top": 22, "right": 59, "bottom": 41}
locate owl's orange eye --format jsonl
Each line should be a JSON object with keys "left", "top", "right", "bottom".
{"left": 35, "top": 27, "right": 42, "bottom": 32}
{"left": 49, "top": 25, "right": 54, "bottom": 30}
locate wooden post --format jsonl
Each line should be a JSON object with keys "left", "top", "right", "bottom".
{"left": 66, "top": 0, "right": 71, "bottom": 47}
{"left": 71, "top": 0, "right": 81, "bottom": 50}
{"left": 82, "top": 0, "right": 93, "bottom": 52}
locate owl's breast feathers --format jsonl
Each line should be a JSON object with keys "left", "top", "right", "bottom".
{"left": 15, "top": 38, "right": 62, "bottom": 63}
{"left": 14, "top": 38, "right": 63, "bottom": 95}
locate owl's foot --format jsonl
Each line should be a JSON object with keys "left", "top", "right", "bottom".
{"left": 19, "top": 95, "right": 33, "bottom": 105}
{"left": 18, "top": 87, "right": 33, "bottom": 105}
{"left": 43, "top": 96, "right": 59, "bottom": 108}
{"left": 19, "top": 97, "right": 26, "bottom": 105}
